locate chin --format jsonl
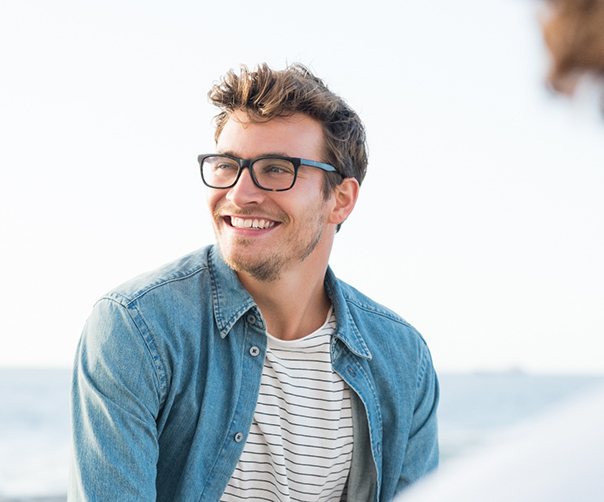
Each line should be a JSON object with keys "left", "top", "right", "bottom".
{"left": 218, "top": 244, "right": 283, "bottom": 282}
{"left": 230, "top": 256, "right": 283, "bottom": 282}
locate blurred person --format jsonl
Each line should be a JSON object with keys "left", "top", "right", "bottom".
{"left": 541, "top": 0, "right": 604, "bottom": 95}
{"left": 69, "top": 63, "right": 439, "bottom": 501}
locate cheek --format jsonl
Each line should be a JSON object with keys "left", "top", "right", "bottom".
{"left": 205, "top": 190, "right": 222, "bottom": 212}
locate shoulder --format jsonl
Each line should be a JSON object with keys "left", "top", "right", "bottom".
{"left": 334, "top": 276, "right": 425, "bottom": 342}
{"left": 82, "top": 247, "right": 216, "bottom": 397}
{"left": 338, "top": 279, "right": 411, "bottom": 325}
{"left": 330, "top": 274, "right": 437, "bottom": 403}
{"left": 328, "top": 273, "right": 433, "bottom": 379}
{"left": 101, "top": 247, "right": 212, "bottom": 307}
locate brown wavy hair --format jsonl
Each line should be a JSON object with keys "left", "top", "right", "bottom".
{"left": 542, "top": 0, "right": 604, "bottom": 93}
{"left": 208, "top": 63, "right": 368, "bottom": 199}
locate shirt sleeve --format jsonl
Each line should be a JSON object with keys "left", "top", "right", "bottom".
{"left": 397, "top": 343, "right": 440, "bottom": 491}
{"left": 69, "top": 297, "right": 163, "bottom": 501}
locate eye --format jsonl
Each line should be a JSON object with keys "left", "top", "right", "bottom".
{"left": 216, "top": 165, "right": 235, "bottom": 174}
{"left": 209, "top": 157, "right": 238, "bottom": 173}
{"left": 215, "top": 162, "right": 237, "bottom": 171}
{"left": 257, "top": 159, "right": 295, "bottom": 177}
{"left": 264, "top": 165, "right": 290, "bottom": 174}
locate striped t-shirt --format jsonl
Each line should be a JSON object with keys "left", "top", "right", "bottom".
{"left": 221, "top": 310, "right": 353, "bottom": 501}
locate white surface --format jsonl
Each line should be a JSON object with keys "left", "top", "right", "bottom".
{"left": 397, "top": 385, "right": 604, "bottom": 502}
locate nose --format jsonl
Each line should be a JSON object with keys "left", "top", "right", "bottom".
{"left": 225, "top": 167, "right": 265, "bottom": 206}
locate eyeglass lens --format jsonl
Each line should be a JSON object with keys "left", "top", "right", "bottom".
{"left": 202, "top": 155, "right": 296, "bottom": 190}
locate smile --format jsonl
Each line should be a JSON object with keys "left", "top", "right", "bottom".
{"left": 228, "top": 216, "right": 277, "bottom": 230}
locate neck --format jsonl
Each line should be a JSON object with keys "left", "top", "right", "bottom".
{"left": 238, "top": 246, "right": 332, "bottom": 341}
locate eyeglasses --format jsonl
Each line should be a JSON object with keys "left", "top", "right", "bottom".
{"left": 197, "top": 153, "right": 341, "bottom": 192}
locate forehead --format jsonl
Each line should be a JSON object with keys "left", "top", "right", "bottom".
{"left": 216, "top": 110, "right": 325, "bottom": 159}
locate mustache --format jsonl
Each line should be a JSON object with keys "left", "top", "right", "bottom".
{"left": 214, "top": 204, "right": 289, "bottom": 223}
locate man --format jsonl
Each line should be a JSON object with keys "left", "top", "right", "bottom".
{"left": 70, "top": 63, "right": 439, "bottom": 501}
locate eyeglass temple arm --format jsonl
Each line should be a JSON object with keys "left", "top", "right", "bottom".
{"left": 300, "top": 159, "right": 340, "bottom": 174}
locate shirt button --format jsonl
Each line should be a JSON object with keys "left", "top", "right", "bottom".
{"left": 249, "top": 346, "right": 260, "bottom": 357}
{"left": 234, "top": 432, "right": 244, "bottom": 442}
{"left": 247, "top": 314, "right": 256, "bottom": 325}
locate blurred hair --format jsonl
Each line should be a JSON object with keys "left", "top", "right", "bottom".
{"left": 208, "top": 63, "right": 368, "bottom": 201}
{"left": 542, "top": 0, "right": 604, "bottom": 93}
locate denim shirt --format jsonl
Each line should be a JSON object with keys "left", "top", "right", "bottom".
{"left": 70, "top": 245, "right": 438, "bottom": 501}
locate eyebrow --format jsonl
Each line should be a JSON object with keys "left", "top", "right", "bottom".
{"left": 217, "top": 150, "right": 294, "bottom": 159}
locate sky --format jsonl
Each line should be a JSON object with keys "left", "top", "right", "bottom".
{"left": 1, "top": 0, "right": 603, "bottom": 373}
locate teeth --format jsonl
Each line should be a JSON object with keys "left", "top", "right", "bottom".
{"left": 231, "top": 216, "right": 275, "bottom": 229}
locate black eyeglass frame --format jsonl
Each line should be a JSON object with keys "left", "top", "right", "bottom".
{"left": 197, "top": 153, "right": 341, "bottom": 192}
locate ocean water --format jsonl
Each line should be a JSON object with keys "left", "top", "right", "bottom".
{"left": 0, "top": 368, "right": 602, "bottom": 500}
{"left": 0, "top": 369, "right": 71, "bottom": 501}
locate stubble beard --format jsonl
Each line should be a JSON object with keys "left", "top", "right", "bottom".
{"left": 217, "top": 210, "right": 326, "bottom": 283}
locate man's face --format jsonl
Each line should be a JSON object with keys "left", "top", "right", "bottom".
{"left": 207, "top": 110, "right": 335, "bottom": 282}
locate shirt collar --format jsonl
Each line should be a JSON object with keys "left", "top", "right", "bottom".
{"left": 207, "top": 245, "right": 373, "bottom": 359}
{"left": 208, "top": 245, "right": 256, "bottom": 338}
{"left": 325, "top": 268, "right": 373, "bottom": 360}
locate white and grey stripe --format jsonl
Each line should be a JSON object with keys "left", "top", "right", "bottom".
{"left": 222, "top": 310, "right": 352, "bottom": 502}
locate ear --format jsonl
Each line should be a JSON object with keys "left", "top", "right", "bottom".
{"left": 328, "top": 177, "right": 360, "bottom": 226}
